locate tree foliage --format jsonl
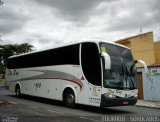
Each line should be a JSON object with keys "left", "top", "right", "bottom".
{"left": 0, "top": 43, "right": 34, "bottom": 74}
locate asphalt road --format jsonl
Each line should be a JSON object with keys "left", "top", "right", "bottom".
{"left": 0, "top": 87, "right": 160, "bottom": 122}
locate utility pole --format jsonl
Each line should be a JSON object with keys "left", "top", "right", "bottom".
{"left": 139, "top": 26, "right": 142, "bottom": 34}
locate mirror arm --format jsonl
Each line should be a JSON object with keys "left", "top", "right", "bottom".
{"left": 136, "top": 60, "right": 148, "bottom": 74}
{"left": 101, "top": 52, "right": 111, "bottom": 69}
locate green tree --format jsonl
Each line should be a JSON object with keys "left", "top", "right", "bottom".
{"left": 15, "top": 43, "right": 33, "bottom": 54}
{"left": 0, "top": 43, "right": 34, "bottom": 74}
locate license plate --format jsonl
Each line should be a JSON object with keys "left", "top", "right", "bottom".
{"left": 123, "top": 101, "right": 128, "bottom": 105}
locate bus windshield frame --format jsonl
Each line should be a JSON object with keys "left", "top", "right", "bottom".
{"left": 99, "top": 42, "right": 138, "bottom": 90}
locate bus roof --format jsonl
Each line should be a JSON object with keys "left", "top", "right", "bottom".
{"left": 9, "top": 40, "right": 130, "bottom": 59}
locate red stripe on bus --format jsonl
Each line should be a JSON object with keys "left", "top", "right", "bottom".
{"left": 32, "top": 78, "right": 83, "bottom": 91}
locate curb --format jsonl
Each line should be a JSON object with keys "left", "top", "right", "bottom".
{"left": 136, "top": 104, "right": 158, "bottom": 109}
{"left": 0, "top": 85, "right": 5, "bottom": 88}
{"left": 136, "top": 100, "right": 160, "bottom": 109}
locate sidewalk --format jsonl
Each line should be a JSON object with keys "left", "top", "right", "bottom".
{"left": 136, "top": 100, "right": 160, "bottom": 109}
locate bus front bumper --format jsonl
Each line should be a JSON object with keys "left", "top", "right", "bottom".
{"left": 100, "top": 94, "right": 137, "bottom": 107}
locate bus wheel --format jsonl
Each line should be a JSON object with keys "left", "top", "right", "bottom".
{"left": 64, "top": 90, "right": 75, "bottom": 108}
{"left": 15, "top": 85, "right": 21, "bottom": 97}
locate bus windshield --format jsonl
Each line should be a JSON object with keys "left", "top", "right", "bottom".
{"left": 100, "top": 42, "right": 138, "bottom": 90}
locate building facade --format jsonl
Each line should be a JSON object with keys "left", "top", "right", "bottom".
{"left": 116, "top": 32, "right": 160, "bottom": 101}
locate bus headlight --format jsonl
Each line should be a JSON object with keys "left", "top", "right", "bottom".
{"left": 134, "top": 94, "right": 138, "bottom": 98}
{"left": 104, "top": 93, "right": 116, "bottom": 98}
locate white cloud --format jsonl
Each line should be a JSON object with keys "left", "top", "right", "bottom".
{"left": 0, "top": 0, "right": 160, "bottom": 50}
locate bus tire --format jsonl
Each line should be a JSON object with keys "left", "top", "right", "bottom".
{"left": 64, "top": 89, "right": 75, "bottom": 108}
{"left": 15, "top": 84, "right": 21, "bottom": 97}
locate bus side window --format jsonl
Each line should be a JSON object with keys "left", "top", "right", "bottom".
{"left": 81, "top": 43, "right": 101, "bottom": 86}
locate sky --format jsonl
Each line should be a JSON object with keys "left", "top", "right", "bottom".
{"left": 0, "top": 0, "right": 160, "bottom": 50}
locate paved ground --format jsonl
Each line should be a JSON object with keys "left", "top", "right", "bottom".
{"left": 0, "top": 87, "right": 160, "bottom": 122}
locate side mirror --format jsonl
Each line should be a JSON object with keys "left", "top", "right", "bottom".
{"left": 101, "top": 52, "right": 111, "bottom": 69}
{"left": 136, "top": 60, "right": 148, "bottom": 74}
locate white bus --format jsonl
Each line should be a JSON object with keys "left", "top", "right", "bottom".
{"left": 5, "top": 41, "right": 140, "bottom": 107}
